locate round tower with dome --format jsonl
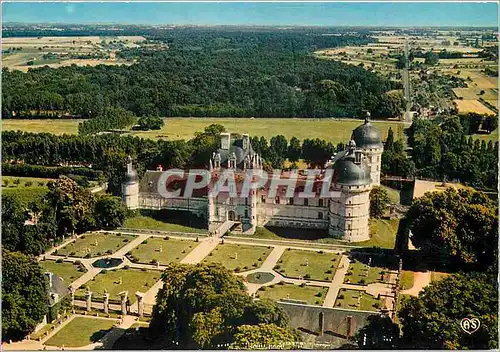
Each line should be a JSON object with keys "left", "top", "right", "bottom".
{"left": 122, "top": 156, "right": 139, "bottom": 209}
{"left": 351, "top": 112, "right": 383, "bottom": 185}
{"left": 328, "top": 140, "right": 372, "bottom": 242}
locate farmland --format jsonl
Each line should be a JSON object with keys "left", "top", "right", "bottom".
{"left": 3, "top": 117, "right": 402, "bottom": 144}
{"left": 2, "top": 36, "right": 145, "bottom": 71}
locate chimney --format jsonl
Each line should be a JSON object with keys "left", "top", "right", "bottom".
{"left": 220, "top": 133, "right": 231, "bottom": 150}
{"left": 45, "top": 272, "right": 53, "bottom": 288}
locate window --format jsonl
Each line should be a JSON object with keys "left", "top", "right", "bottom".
{"left": 289, "top": 197, "right": 294, "bottom": 205}
{"left": 245, "top": 198, "right": 248, "bottom": 205}
{"left": 275, "top": 196, "right": 280, "bottom": 204}
{"left": 318, "top": 212, "right": 323, "bottom": 219}
{"left": 348, "top": 224, "right": 351, "bottom": 230}
{"left": 318, "top": 199, "right": 323, "bottom": 207}
{"left": 304, "top": 199, "right": 309, "bottom": 206}
{"left": 261, "top": 195, "right": 266, "bottom": 203}
{"left": 229, "top": 198, "right": 233, "bottom": 205}
{"left": 245, "top": 210, "right": 249, "bottom": 218}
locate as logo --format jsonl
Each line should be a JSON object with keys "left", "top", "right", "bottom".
{"left": 460, "top": 318, "right": 480, "bottom": 334}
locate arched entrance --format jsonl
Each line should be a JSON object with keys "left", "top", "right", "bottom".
{"left": 228, "top": 210, "right": 236, "bottom": 221}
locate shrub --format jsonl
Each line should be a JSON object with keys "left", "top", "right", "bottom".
{"left": 151, "top": 259, "right": 158, "bottom": 264}
{"left": 74, "top": 260, "right": 82, "bottom": 265}
{"left": 25, "top": 181, "right": 33, "bottom": 187}
{"left": 287, "top": 248, "right": 291, "bottom": 251}
{"left": 300, "top": 283, "right": 306, "bottom": 288}
{"left": 315, "top": 300, "right": 320, "bottom": 305}
{"left": 278, "top": 260, "right": 283, "bottom": 263}
{"left": 338, "top": 294, "right": 344, "bottom": 299}
{"left": 56, "top": 258, "right": 64, "bottom": 263}
{"left": 143, "top": 240, "right": 148, "bottom": 244}
{"left": 96, "top": 252, "right": 102, "bottom": 256}
{"left": 269, "top": 284, "right": 275, "bottom": 288}
{"left": 359, "top": 279, "right": 366, "bottom": 285}
{"left": 106, "top": 249, "right": 113, "bottom": 254}
{"left": 234, "top": 267, "right": 241, "bottom": 273}
{"left": 260, "top": 286, "right": 266, "bottom": 291}
{"left": 141, "top": 268, "right": 148, "bottom": 272}
{"left": 267, "top": 246, "right": 271, "bottom": 249}
{"left": 345, "top": 272, "right": 352, "bottom": 276}
{"left": 373, "top": 302, "right": 381, "bottom": 309}
{"left": 208, "top": 252, "right": 213, "bottom": 256}
{"left": 123, "top": 239, "right": 129, "bottom": 243}
{"left": 243, "top": 266, "right": 248, "bottom": 270}
{"left": 164, "top": 236, "right": 170, "bottom": 240}
{"left": 304, "top": 274, "right": 311, "bottom": 279}
{"left": 325, "top": 269, "right": 332, "bottom": 274}
{"left": 318, "top": 250, "right": 324, "bottom": 254}
{"left": 116, "top": 233, "right": 122, "bottom": 236}
{"left": 85, "top": 253, "right": 91, "bottom": 258}
{"left": 124, "top": 265, "right": 130, "bottom": 270}
{"left": 274, "top": 265, "right": 281, "bottom": 270}
{"left": 70, "top": 252, "right": 76, "bottom": 256}
{"left": 252, "top": 263, "right": 258, "bottom": 267}
{"left": 257, "top": 257, "right": 262, "bottom": 261}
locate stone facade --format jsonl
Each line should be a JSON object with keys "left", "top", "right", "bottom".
{"left": 122, "top": 121, "right": 383, "bottom": 242}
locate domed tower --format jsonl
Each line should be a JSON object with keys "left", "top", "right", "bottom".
{"left": 351, "top": 113, "right": 383, "bottom": 185}
{"left": 121, "top": 156, "right": 139, "bottom": 209}
{"left": 329, "top": 141, "right": 372, "bottom": 242}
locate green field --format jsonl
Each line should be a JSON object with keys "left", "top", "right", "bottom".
{"left": 3, "top": 119, "right": 85, "bottom": 135}
{"left": 2, "top": 186, "right": 48, "bottom": 206}
{"left": 123, "top": 216, "right": 208, "bottom": 234}
{"left": 3, "top": 117, "right": 400, "bottom": 144}
{"left": 2, "top": 176, "right": 55, "bottom": 187}
{"left": 256, "top": 283, "right": 328, "bottom": 306}
{"left": 359, "top": 218, "right": 400, "bottom": 249}
{"left": 45, "top": 317, "right": 116, "bottom": 348}
{"left": 203, "top": 243, "right": 273, "bottom": 272}
{"left": 335, "top": 289, "right": 384, "bottom": 312}
{"left": 56, "top": 232, "right": 136, "bottom": 258}
{"left": 274, "top": 249, "right": 341, "bottom": 282}
{"left": 76, "top": 268, "right": 161, "bottom": 303}
{"left": 39, "top": 260, "right": 87, "bottom": 284}
{"left": 344, "top": 258, "right": 388, "bottom": 285}
{"left": 127, "top": 237, "right": 198, "bottom": 264}
{"left": 400, "top": 270, "right": 415, "bottom": 290}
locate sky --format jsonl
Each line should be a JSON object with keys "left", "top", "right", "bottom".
{"left": 2, "top": 2, "right": 498, "bottom": 27}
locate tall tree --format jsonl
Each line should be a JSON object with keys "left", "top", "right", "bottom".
{"left": 94, "top": 194, "right": 128, "bottom": 228}
{"left": 287, "top": 136, "right": 302, "bottom": 164}
{"left": 369, "top": 186, "right": 391, "bottom": 218}
{"left": 2, "top": 250, "right": 48, "bottom": 341}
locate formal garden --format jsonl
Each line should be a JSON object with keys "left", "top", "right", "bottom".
{"left": 334, "top": 288, "right": 384, "bottom": 312}
{"left": 202, "top": 243, "right": 273, "bottom": 272}
{"left": 75, "top": 268, "right": 161, "bottom": 303}
{"left": 45, "top": 316, "right": 117, "bottom": 348}
{"left": 255, "top": 282, "right": 328, "bottom": 306}
{"left": 274, "top": 248, "right": 341, "bottom": 281}
{"left": 343, "top": 253, "right": 397, "bottom": 285}
{"left": 127, "top": 237, "right": 199, "bottom": 265}
{"left": 39, "top": 259, "right": 87, "bottom": 284}
{"left": 55, "top": 232, "right": 136, "bottom": 258}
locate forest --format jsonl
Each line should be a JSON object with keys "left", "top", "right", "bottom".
{"left": 2, "top": 28, "right": 401, "bottom": 120}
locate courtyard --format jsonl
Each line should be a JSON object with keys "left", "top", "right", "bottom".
{"left": 274, "top": 249, "right": 341, "bottom": 281}
{"left": 255, "top": 282, "right": 328, "bottom": 306}
{"left": 75, "top": 268, "right": 161, "bottom": 303}
{"left": 202, "top": 243, "right": 273, "bottom": 272}
{"left": 55, "top": 232, "right": 136, "bottom": 258}
{"left": 45, "top": 316, "right": 117, "bottom": 348}
{"left": 335, "top": 288, "right": 384, "bottom": 312}
{"left": 39, "top": 259, "right": 87, "bottom": 284}
{"left": 127, "top": 237, "right": 199, "bottom": 265}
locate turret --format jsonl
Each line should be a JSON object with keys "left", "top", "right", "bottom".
{"left": 122, "top": 156, "right": 139, "bottom": 209}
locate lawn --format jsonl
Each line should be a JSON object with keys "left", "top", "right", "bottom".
{"left": 39, "top": 259, "right": 87, "bottom": 284}
{"left": 274, "top": 249, "right": 341, "bottom": 282}
{"left": 203, "top": 243, "right": 273, "bottom": 272}
{"left": 344, "top": 259, "right": 387, "bottom": 286}
{"left": 127, "top": 237, "right": 198, "bottom": 264}
{"left": 335, "top": 289, "right": 384, "bottom": 312}
{"left": 356, "top": 218, "right": 400, "bottom": 249}
{"left": 380, "top": 185, "right": 401, "bottom": 205}
{"left": 2, "top": 176, "right": 55, "bottom": 187}
{"left": 45, "top": 317, "right": 116, "bottom": 348}
{"left": 2, "top": 186, "right": 48, "bottom": 206}
{"left": 124, "top": 215, "right": 208, "bottom": 234}
{"left": 75, "top": 268, "right": 161, "bottom": 303}
{"left": 55, "top": 232, "right": 136, "bottom": 258}
{"left": 431, "top": 271, "right": 451, "bottom": 282}
{"left": 3, "top": 119, "right": 84, "bottom": 135}
{"left": 400, "top": 270, "right": 415, "bottom": 290}
{"left": 256, "top": 282, "right": 328, "bottom": 306}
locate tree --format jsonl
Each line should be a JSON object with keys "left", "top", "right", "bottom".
{"left": 369, "top": 186, "right": 391, "bottom": 218}
{"left": 354, "top": 315, "right": 400, "bottom": 349}
{"left": 1, "top": 195, "right": 27, "bottom": 251}
{"left": 371, "top": 94, "right": 405, "bottom": 119}
{"left": 399, "top": 271, "right": 498, "bottom": 349}
{"left": 269, "top": 135, "right": 288, "bottom": 169}
{"left": 46, "top": 176, "right": 96, "bottom": 237}
{"left": 2, "top": 250, "right": 48, "bottom": 341}
{"left": 424, "top": 51, "right": 439, "bottom": 66}
{"left": 287, "top": 137, "right": 302, "bottom": 164}
{"left": 149, "top": 263, "right": 295, "bottom": 349}
{"left": 229, "top": 324, "right": 301, "bottom": 350}
{"left": 406, "top": 188, "right": 498, "bottom": 267}
{"left": 385, "top": 127, "right": 394, "bottom": 151}
{"left": 137, "top": 116, "right": 164, "bottom": 130}
{"left": 94, "top": 194, "right": 128, "bottom": 228}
